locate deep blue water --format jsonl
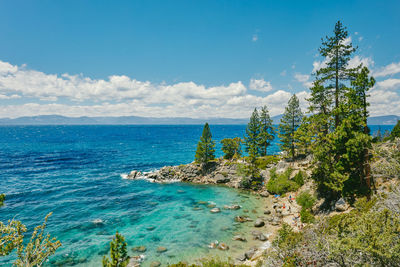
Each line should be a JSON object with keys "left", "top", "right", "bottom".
{"left": 0, "top": 124, "right": 394, "bottom": 266}
{"left": 0, "top": 125, "right": 272, "bottom": 266}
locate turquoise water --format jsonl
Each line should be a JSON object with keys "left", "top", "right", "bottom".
{"left": 0, "top": 125, "right": 267, "bottom": 266}
{"left": 0, "top": 124, "right": 393, "bottom": 266}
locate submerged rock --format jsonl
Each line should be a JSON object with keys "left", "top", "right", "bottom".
{"left": 132, "top": 246, "right": 147, "bottom": 253}
{"left": 157, "top": 246, "right": 168, "bottom": 253}
{"left": 224, "top": 204, "right": 241, "bottom": 210}
{"left": 210, "top": 208, "right": 221, "bottom": 213}
{"left": 150, "top": 261, "right": 161, "bottom": 267}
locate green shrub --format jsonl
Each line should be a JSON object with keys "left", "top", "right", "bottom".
{"left": 266, "top": 168, "right": 299, "bottom": 195}
{"left": 0, "top": 194, "right": 5, "bottom": 207}
{"left": 293, "top": 171, "right": 305, "bottom": 186}
{"left": 296, "top": 191, "right": 316, "bottom": 209}
{"left": 255, "top": 155, "right": 280, "bottom": 169}
{"left": 300, "top": 208, "right": 315, "bottom": 223}
{"left": 221, "top": 137, "right": 242, "bottom": 160}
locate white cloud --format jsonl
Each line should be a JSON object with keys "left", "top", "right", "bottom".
{"left": 373, "top": 62, "right": 400, "bottom": 77}
{"left": 376, "top": 78, "right": 400, "bottom": 90}
{"left": 0, "top": 60, "right": 398, "bottom": 119}
{"left": 348, "top": 55, "right": 374, "bottom": 69}
{"left": 294, "top": 73, "right": 313, "bottom": 88}
{"left": 0, "top": 60, "right": 292, "bottom": 118}
{"left": 0, "top": 94, "right": 21, "bottom": 99}
{"left": 313, "top": 55, "right": 373, "bottom": 73}
{"left": 249, "top": 78, "right": 273, "bottom": 92}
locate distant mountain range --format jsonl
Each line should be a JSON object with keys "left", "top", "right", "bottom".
{"left": 0, "top": 114, "right": 397, "bottom": 125}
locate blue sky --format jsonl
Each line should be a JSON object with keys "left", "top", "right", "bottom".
{"left": 0, "top": 0, "right": 399, "bottom": 118}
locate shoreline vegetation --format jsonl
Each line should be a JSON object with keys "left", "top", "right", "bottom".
{"left": 1, "top": 21, "right": 400, "bottom": 267}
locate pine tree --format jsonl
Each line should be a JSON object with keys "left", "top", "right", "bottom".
{"left": 258, "top": 105, "right": 275, "bottom": 156}
{"left": 244, "top": 108, "right": 260, "bottom": 158}
{"left": 278, "top": 94, "right": 303, "bottom": 159}
{"left": 316, "top": 20, "right": 359, "bottom": 129}
{"left": 244, "top": 108, "right": 261, "bottom": 181}
{"left": 308, "top": 21, "right": 372, "bottom": 198}
{"left": 294, "top": 116, "right": 312, "bottom": 155}
{"left": 102, "top": 232, "right": 129, "bottom": 267}
{"left": 221, "top": 137, "right": 242, "bottom": 160}
{"left": 195, "top": 123, "right": 215, "bottom": 164}
{"left": 349, "top": 66, "right": 375, "bottom": 190}
{"left": 390, "top": 120, "right": 400, "bottom": 140}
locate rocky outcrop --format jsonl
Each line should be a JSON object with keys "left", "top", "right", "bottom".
{"left": 126, "top": 160, "right": 245, "bottom": 188}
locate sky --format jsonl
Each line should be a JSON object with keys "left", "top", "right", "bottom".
{"left": 0, "top": 0, "right": 399, "bottom": 119}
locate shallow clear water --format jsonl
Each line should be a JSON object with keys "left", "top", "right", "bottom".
{"left": 0, "top": 125, "right": 271, "bottom": 266}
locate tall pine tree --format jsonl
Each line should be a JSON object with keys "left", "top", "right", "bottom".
{"left": 309, "top": 21, "right": 374, "bottom": 198}
{"left": 195, "top": 123, "right": 215, "bottom": 164}
{"left": 244, "top": 108, "right": 261, "bottom": 180}
{"left": 316, "top": 20, "right": 359, "bottom": 128}
{"left": 244, "top": 108, "right": 260, "bottom": 158}
{"left": 258, "top": 105, "right": 275, "bottom": 156}
{"left": 348, "top": 66, "right": 375, "bottom": 191}
{"left": 279, "top": 94, "right": 303, "bottom": 159}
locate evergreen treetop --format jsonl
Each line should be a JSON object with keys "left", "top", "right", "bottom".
{"left": 244, "top": 108, "right": 260, "bottom": 157}
{"left": 195, "top": 123, "right": 216, "bottom": 164}
{"left": 258, "top": 105, "right": 275, "bottom": 156}
{"left": 279, "top": 94, "right": 303, "bottom": 159}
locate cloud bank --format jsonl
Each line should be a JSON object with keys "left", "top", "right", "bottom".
{"left": 0, "top": 61, "right": 302, "bottom": 119}
{"left": 0, "top": 59, "right": 398, "bottom": 119}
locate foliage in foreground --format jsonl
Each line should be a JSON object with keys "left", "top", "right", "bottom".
{"left": 102, "top": 232, "right": 129, "bottom": 267}
{"left": 267, "top": 197, "right": 400, "bottom": 266}
{"left": 0, "top": 212, "right": 61, "bottom": 267}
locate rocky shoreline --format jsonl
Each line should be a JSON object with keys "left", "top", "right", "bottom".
{"left": 124, "top": 157, "right": 315, "bottom": 266}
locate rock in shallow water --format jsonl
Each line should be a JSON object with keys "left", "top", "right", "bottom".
{"left": 157, "top": 246, "right": 168, "bottom": 253}
{"left": 217, "top": 242, "right": 229, "bottom": 250}
{"left": 244, "top": 247, "right": 258, "bottom": 260}
{"left": 210, "top": 208, "right": 221, "bottom": 213}
{"left": 254, "top": 219, "right": 265, "bottom": 227}
{"left": 150, "top": 261, "right": 161, "bottom": 267}
{"left": 232, "top": 235, "right": 246, "bottom": 242}
{"left": 132, "top": 246, "right": 147, "bottom": 253}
